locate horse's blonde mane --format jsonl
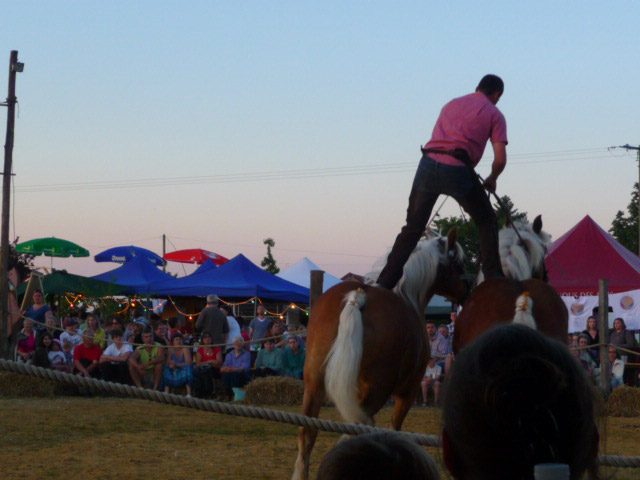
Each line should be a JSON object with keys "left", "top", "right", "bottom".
{"left": 365, "top": 235, "right": 464, "bottom": 314}
{"left": 496, "top": 221, "right": 551, "bottom": 281}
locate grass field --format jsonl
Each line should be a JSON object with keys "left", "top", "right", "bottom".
{"left": 1, "top": 396, "right": 639, "bottom": 480}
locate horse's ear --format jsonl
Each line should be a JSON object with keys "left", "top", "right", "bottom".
{"left": 533, "top": 215, "right": 543, "bottom": 234}
{"left": 447, "top": 227, "right": 458, "bottom": 249}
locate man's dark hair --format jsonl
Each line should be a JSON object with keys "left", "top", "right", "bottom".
{"left": 168, "top": 317, "right": 178, "bottom": 329}
{"left": 476, "top": 74, "right": 504, "bottom": 95}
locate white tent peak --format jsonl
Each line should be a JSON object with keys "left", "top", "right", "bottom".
{"left": 278, "top": 257, "right": 342, "bottom": 292}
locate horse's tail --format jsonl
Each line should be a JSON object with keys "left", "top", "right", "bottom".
{"left": 513, "top": 291, "right": 537, "bottom": 330}
{"left": 324, "top": 288, "right": 366, "bottom": 424}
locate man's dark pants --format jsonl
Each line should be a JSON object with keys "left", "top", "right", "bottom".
{"left": 377, "top": 155, "right": 503, "bottom": 289}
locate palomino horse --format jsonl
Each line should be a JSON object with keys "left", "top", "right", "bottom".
{"left": 292, "top": 229, "right": 469, "bottom": 480}
{"left": 454, "top": 215, "right": 567, "bottom": 353}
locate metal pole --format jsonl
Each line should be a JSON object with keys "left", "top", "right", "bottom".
{"left": 598, "top": 279, "right": 610, "bottom": 396}
{"left": 162, "top": 234, "right": 166, "bottom": 272}
{"left": 0, "top": 51, "right": 20, "bottom": 360}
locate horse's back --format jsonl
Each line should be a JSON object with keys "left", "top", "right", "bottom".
{"left": 454, "top": 278, "right": 567, "bottom": 353}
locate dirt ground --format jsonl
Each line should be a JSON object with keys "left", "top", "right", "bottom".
{"left": 0, "top": 397, "right": 639, "bottom": 480}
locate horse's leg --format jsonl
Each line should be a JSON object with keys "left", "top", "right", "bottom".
{"left": 390, "top": 388, "right": 420, "bottom": 430}
{"left": 292, "top": 384, "right": 325, "bottom": 480}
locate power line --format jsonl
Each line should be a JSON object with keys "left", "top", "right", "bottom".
{"left": 13, "top": 148, "right": 625, "bottom": 194}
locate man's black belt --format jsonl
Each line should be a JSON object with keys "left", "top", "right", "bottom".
{"left": 421, "top": 147, "right": 473, "bottom": 169}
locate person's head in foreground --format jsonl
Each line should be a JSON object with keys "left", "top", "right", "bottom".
{"left": 441, "top": 324, "right": 599, "bottom": 480}
{"left": 316, "top": 432, "right": 440, "bottom": 480}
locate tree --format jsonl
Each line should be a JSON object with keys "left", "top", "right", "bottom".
{"left": 609, "top": 182, "right": 639, "bottom": 254}
{"left": 433, "top": 195, "right": 528, "bottom": 274}
{"left": 7, "top": 237, "right": 34, "bottom": 283}
{"left": 261, "top": 238, "right": 280, "bottom": 274}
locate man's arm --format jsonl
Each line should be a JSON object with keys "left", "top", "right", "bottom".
{"left": 483, "top": 142, "right": 507, "bottom": 192}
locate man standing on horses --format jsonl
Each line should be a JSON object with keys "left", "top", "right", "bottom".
{"left": 377, "top": 74, "right": 508, "bottom": 290}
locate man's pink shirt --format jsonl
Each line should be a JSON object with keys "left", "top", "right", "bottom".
{"left": 424, "top": 92, "right": 508, "bottom": 167}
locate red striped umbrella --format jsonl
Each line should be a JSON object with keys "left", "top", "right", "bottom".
{"left": 163, "top": 249, "right": 229, "bottom": 266}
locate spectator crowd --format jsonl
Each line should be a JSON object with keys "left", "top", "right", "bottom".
{"left": 16, "top": 290, "right": 307, "bottom": 401}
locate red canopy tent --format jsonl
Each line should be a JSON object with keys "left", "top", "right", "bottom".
{"left": 545, "top": 215, "right": 640, "bottom": 296}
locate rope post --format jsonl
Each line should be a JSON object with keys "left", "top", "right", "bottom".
{"left": 598, "top": 279, "right": 610, "bottom": 395}
{"left": 309, "top": 270, "right": 324, "bottom": 315}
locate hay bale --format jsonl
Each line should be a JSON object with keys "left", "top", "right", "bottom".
{"left": 0, "top": 371, "right": 57, "bottom": 398}
{"left": 244, "top": 376, "right": 305, "bottom": 406}
{"left": 606, "top": 386, "right": 640, "bottom": 417}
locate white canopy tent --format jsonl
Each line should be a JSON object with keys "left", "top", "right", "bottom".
{"left": 278, "top": 257, "right": 343, "bottom": 292}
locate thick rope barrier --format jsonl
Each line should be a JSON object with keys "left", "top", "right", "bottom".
{"left": 1, "top": 359, "right": 639, "bottom": 469}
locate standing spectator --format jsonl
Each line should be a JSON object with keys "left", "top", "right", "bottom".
{"left": 220, "top": 304, "right": 242, "bottom": 353}
{"left": 282, "top": 336, "right": 305, "bottom": 379}
{"left": 23, "top": 290, "right": 51, "bottom": 333}
{"left": 610, "top": 317, "right": 636, "bottom": 350}
{"left": 16, "top": 318, "right": 37, "bottom": 363}
{"left": 100, "top": 329, "right": 132, "bottom": 383}
{"left": 249, "top": 305, "right": 271, "bottom": 353}
{"left": 447, "top": 311, "right": 457, "bottom": 336}
{"left": 83, "top": 314, "right": 107, "bottom": 350}
{"left": 73, "top": 329, "right": 102, "bottom": 378}
{"left": 252, "top": 338, "right": 283, "bottom": 377}
{"left": 49, "top": 339, "right": 70, "bottom": 372}
{"left": 162, "top": 333, "right": 194, "bottom": 397}
{"left": 220, "top": 337, "right": 251, "bottom": 399}
{"left": 196, "top": 294, "right": 229, "bottom": 346}
{"left": 427, "top": 321, "right": 449, "bottom": 372}
{"left": 420, "top": 357, "right": 442, "bottom": 406}
{"left": 582, "top": 315, "right": 599, "bottom": 346}
{"left": 60, "top": 317, "right": 83, "bottom": 351}
{"left": 439, "top": 324, "right": 452, "bottom": 353}
{"left": 194, "top": 332, "right": 222, "bottom": 397}
{"left": 32, "top": 331, "right": 54, "bottom": 368}
{"left": 129, "top": 328, "right": 165, "bottom": 390}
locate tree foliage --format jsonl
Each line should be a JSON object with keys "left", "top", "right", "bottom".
{"left": 432, "top": 195, "right": 528, "bottom": 273}
{"left": 609, "top": 182, "right": 639, "bottom": 254}
{"left": 261, "top": 237, "right": 280, "bottom": 274}
{"left": 7, "top": 237, "right": 34, "bottom": 283}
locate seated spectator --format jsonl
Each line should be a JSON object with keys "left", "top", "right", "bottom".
{"left": 59, "top": 317, "right": 83, "bottom": 351}
{"left": 129, "top": 328, "right": 165, "bottom": 390}
{"left": 163, "top": 333, "right": 194, "bottom": 397}
{"left": 82, "top": 314, "right": 107, "bottom": 350}
{"left": 131, "top": 320, "right": 146, "bottom": 345}
{"left": 282, "top": 336, "right": 305, "bottom": 379}
{"left": 104, "top": 317, "right": 121, "bottom": 344}
{"left": 16, "top": 318, "right": 37, "bottom": 363}
{"left": 32, "top": 331, "right": 54, "bottom": 368}
{"left": 154, "top": 320, "right": 169, "bottom": 346}
{"left": 220, "top": 337, "right": 251, "bottom": 399}
{"left": 607, "top": 346, "right": 625, "bottom": 389}
{"left": 252, "top": 338, "right": 283, "bottom": 378}
{"left": 49, "top": 339, "right": 70, "bottom": 373}
{"left": 270, "top": 321, "right": 289, "bottom": 349}
{"left": 123, "top": 320, "right": 136, "bottom": 343}
{"left": 420, "top": 357, "right": 442, "bottom": 406}
{"left": 578, "top": 333, "right": 599, "bottom": 366}
{"left": 577, "top": 334, "right": 599, "bottom": 382}
{"left": 194, "top": 331, "right": 222, "bottom": 397}
{"left": 610, "top": 317, "right": 636, "bottom": 350}
{"left": 73, "top": 329, "right": 102, "bottom": 378}
{"left": 44, "top": 314, "right": 61, "bottom": 340}
{"left": 441, "top": 324, "right": 599, "bottom": 480}
{"left": 61, "top": 338, "right": 74, "bottom": 369}
{"left": 100, "top": 329, "right": 132, "bottom": 383}
{"left": 287, "top": 324, "right": 306, "bottom": 349}
{"left": 167, "top": 317, "right": 180, "bottom": 342}
{"left": 317, "top": 432, "right": 440, "bottom": 480}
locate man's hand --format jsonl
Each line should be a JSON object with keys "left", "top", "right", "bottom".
{"left": 483, "top": 175, "right": 497, "bottom": 193}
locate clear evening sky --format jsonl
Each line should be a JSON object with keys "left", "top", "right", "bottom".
{"left": 1, "top": 1, "right": 639, "bottom": 278}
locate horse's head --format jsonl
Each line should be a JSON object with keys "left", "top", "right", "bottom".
{"left": 497, "top": 214, "right": 551, "bottom": 282}
{"left": 432, "top": 227, "right": 471, "bottom": 305}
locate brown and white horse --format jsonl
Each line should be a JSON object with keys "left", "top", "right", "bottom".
{"left": 292, "top": 229, "right": 469, "bottom": 480}
{"left": 454, "top": 215, "right": 567, "bottom": 353}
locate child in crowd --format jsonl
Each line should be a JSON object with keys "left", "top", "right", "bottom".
{"left": 49, "top": 339, "right": 70, "bottom": 372}
{"left": 62, "top": 339, "right": 74, "bottom": 369}
{"left": 59, "top": 317, "right": 83, "bottom": 350}
{"left": 420, "top": 357, "right": 442, "bottom": 406}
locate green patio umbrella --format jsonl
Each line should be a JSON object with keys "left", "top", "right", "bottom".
{"left": 16, "top": 237, "right": 89, "bottom": 268}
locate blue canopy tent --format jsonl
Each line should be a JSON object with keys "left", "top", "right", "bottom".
{"left": 191, "top": 258, "right": 217, "bottom": 275}
{"left": 150, "top": 254, "right": 310, "bottom": 303}
{"left": 92, "top": 255, "right": 175, "bottom": 295}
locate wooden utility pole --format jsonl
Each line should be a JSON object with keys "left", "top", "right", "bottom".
{"left": 309, "top": 270, "right": 324, "bottom": 314}
{"left": 0, "top": 51, "right": 22, "bottom": 359}
{"left": 598, "top": 279, "right": 610, "bottom": 395}
{"left": 613, "top": 144, "right": 640, "bottom": 255}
